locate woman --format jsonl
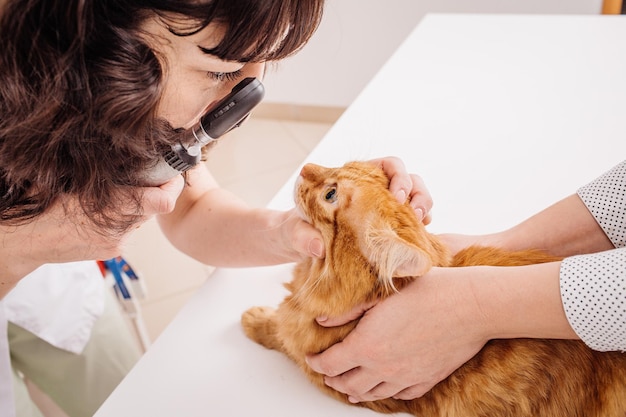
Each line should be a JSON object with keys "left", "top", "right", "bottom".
{"left": 0, "top": 1, "right": 430, "bottom": 416}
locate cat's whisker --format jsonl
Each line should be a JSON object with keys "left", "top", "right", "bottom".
{"left": 379, "top": 275, "right": 400, "bottom": 295}
{"left": 293, "top": 262, "right": 329, "bottom": 304}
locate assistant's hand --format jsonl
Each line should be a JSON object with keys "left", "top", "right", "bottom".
{"left": 306, "top": 268, "right": 487, "bottom": 402}
{"left": 367, "top": 156, "right": 433, "bottom": 224}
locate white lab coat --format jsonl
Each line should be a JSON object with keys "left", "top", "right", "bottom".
{"left": 0, "top": 261, "right": 105, "bottom": 417}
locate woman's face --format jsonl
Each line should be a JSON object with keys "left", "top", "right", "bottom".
{"left": 142, "top": 17, "right": 265, "bottom": 129}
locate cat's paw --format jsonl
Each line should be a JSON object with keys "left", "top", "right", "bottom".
{"left": 241, "top": 306, "right": 281, "bottom": 350}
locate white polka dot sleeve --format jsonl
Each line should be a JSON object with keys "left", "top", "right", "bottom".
{"left": 560, "top": 160, "right": 626, "bottom": 352}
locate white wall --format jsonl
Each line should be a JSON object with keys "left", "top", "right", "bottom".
{"left": 262, "top": 0, "right": 603, "bottom": 108}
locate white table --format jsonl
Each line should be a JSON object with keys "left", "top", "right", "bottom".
{"left": 95, "top": 14, "right": 626, "bottom": 417}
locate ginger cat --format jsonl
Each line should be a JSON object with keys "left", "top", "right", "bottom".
{"left": 241, "top": 161, "right": 626, "bottom": 417}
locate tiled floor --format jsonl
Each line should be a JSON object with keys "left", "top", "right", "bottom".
{"left": 122, "top": 115, "right": 333, "bottom": 344}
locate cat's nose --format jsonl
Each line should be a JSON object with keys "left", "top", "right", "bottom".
{"left": 299, "top": 163, "right": 321, "bottom": 180}
{"left": 299, "top": 164, "right": 311, "bottom": 179}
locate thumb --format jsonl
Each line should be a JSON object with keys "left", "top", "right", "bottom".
{"left": 316, "top": 300, "right": 377, "bottom": 327}
{"left": 291, "top": 217, "right": 325, "bottom": 259}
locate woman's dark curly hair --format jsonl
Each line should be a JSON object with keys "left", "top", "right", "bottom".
{"left": 0, "top": 0, "right": 323, "bottom": 234}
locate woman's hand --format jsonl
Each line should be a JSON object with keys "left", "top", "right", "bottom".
{"left": 306, "top": 268, "right": 488, "bottom": 402}
{"left": 368, "top": 156, "right": 433, "bottom": 224}
{"left": 282, "top": 208, "right": 325, "bottom": 260}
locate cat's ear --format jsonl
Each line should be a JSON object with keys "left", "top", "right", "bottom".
{"left": 364, "top": 227, "right": 432, "bottom": 280}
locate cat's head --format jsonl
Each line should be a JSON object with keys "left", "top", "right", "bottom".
{"left": 294, "top": 161, "right": 443, "bottom": 293}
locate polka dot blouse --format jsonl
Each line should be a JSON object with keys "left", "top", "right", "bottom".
{"left": 560, "top": 160, "right": 626, "bottom": 352}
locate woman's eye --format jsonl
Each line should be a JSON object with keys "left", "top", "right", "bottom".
{"left": 207, "top": 69, "right": 243, "bottom": 82}
{"left": 324, "top": 188, "right": 337, "bottom": 202}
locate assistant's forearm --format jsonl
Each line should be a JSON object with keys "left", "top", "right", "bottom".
{"left": 460, "top": 262, "right": 579, "bottom": 341}
{"left": 485, "top": 194, "right": 613, "bottom": 257}
{"left": 492, "top": 161, "right": 626, "bottom": 256}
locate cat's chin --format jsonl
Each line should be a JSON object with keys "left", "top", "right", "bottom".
{"left": 293, "top": 205, "right": 310, "bottom": 224}
{"left": 292, "top": 177, "right": 309, "bottom": 222}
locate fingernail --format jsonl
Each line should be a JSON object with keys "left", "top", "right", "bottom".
{"left": 415, "top": 207, "right": 425, "bottom": 220}
{"left": 316, "top": 316, "right": 328, "bottom": 323}
{"left": 309, "top": 238, "right": 323, "bottom": 258}
{"left": 348, "top": 396, "right": 360, "bottom": 404}
{"left": 395, "top": 189, "right": 407, "bottom": 203}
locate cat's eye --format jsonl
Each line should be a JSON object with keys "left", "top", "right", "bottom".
{"left": 324, "top": 188, "right": 338, "bottom": 203}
